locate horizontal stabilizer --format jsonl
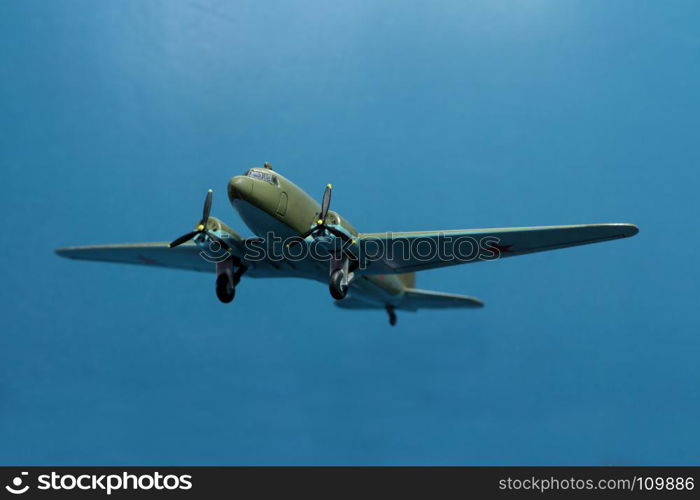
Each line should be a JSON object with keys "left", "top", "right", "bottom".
{"left": 398, "top": 288, "right": 484, "bottom": 311}
{"left": 334, "top": 288, "right": 483, "bottom": 311}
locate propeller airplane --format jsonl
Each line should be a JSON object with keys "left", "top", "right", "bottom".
{"left": 55, "top": 163, "right": 639, "bottom": 325}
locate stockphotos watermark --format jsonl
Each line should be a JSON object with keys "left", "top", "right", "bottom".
{"left": 4, "top": 471, "right": 192, "bottom": 495}
{"left": 197, "top": 231, "right": 510, "bottom": 266}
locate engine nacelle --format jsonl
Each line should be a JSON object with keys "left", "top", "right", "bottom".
{"left": 204, "top": 216, "right": 244, "bottom": 250}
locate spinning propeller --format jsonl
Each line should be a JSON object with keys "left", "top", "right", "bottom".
{"left": 168, "top": 189, "right": 231, "bottom": 252}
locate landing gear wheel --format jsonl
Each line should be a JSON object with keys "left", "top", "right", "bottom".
{"left": 216, "top": 273, "right": 235, "bottom": 303}
{"left": 329, "top": 269, "right": 348, "bottom": 300}
{"left": 386, "top": 306, "right": 397, "bottom": 326}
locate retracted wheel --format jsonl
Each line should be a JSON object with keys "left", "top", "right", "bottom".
{"left": 216, "top": 273, "right": 235, "bottom": 303}
{"left": 329, "top": 269, "right": 348, "bottom": 300}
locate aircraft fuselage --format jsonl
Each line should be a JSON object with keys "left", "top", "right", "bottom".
{"left": 227, "top": 166, "right": 406, "bottom": 304}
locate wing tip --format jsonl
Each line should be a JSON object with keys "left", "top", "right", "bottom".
{"left": 54, "top": 247, "right": 73, "bottom": 258}
{"left": 55, "top": 246, "right": 95, "bottom": 258}
{"left": 465, "top": 297, "right": 486, "bottom": 309}
{"left": 620, "top": 223, "right": 639, "bottom": 237}
{"left": 608, "top": 222, "right": 639, "bottom": 238}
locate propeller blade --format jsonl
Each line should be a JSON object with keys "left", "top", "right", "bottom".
{"left": 169, "top": 230, "right": 200, "bottom": 248}
{"left": 202, "top": 189, "right": 213, "bottom": 227}
{"left": 319, "top": 184, "right": 332, "bottom": 223}
{"left": 169, "top": 190, "right": 235, "bottom": 251}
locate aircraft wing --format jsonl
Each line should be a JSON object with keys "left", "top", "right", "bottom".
{"left": 55, "top": 242, "right": 216, "bottom": 272}
{"left": 54, "top": 240, "right": 325, "bottom": 279}
{"left": 356, "top": 223, "right": 638, "bottom": 274}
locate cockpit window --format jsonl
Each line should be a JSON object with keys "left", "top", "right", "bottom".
{"left": 247, "top": 169, "right": 277, "bottom": 185}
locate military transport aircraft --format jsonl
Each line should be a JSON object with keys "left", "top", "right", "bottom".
{"left": 55, "top": 163, "right": 638, "bottom": 325}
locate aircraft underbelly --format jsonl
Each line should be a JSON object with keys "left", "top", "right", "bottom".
{"left": 345, "top": 276, "right": 402, "bottom": 306}
{"left": 232, "top": 199, "right": 403, "bottom": 303}
{"left": 233, "top": 199, "right": 298, "bottom": 239}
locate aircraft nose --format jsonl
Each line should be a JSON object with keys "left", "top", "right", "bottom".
{"left": 228, "top": 175, "right": 253, "bottom": 202}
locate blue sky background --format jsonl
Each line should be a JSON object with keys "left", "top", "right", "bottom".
{"left": 1, "top": 0, "right": 698, "bottom": 464}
